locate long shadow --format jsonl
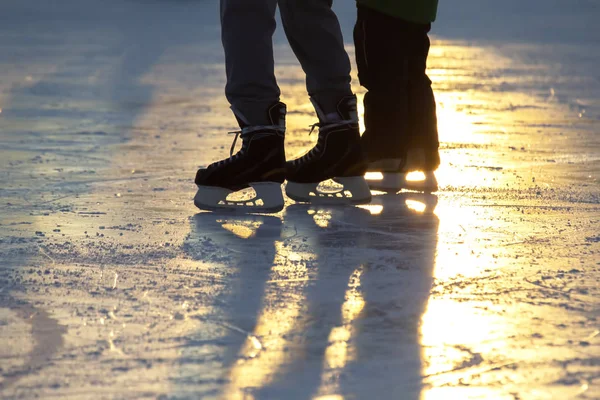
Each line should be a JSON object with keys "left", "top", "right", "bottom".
{"left": 258, "top": 202, "right": 367, "bottom": 399}
{"left": 0, "top": 284, "right": 68, "bottom": 393}
{"left": 340, "top": 194, "right": 439, "bottom": 399}
{"left": 253, "top": 193, "right": 439, "bottom": 399}
{"left": 182, "top": 212, "right": 283, "bottom": 391}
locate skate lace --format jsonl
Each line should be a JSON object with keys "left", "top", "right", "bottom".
{"left": 214, "top": 125, "right": 282, "bottom": 167}
{"left": 293, "top": 119, "right": 355, "bottom": 165}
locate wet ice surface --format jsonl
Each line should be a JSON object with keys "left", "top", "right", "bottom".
{"left": 1, "top": 0, "right": 599, "bottom": 399}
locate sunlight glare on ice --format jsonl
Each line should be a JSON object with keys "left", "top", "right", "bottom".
{"left": 420, "top": 299, "right": 508, "bottom": 377}
{"left": 314, "top": 395, "right": 344, "bottom": 400}
{"left": 405, "top": 199, "right": 427, "bottom": 213}
{"left": 357, "top": 92, "right": 365, "bottom": 134}
{"left": 433, "top": 200, "right": 495, "bottom": 280}
{"left": 222, "top": 241, "right": 307, "bottom": 399}
{"left": 422, "top": 387, "right": 515, "bottom": 400}
{"left": 406, "top": 171, "right": 426, "bottom": 181}
{"left": 312, "top": 209, "right": 333, "bottom": 228}
{"left": 317, "top": 268, "right": 365, "bottom": 396}
{"left": 357, "top": 204, "right": 383, "bottom": 215}
{"left": 323, "top": 267, "right": 365, "bottom": 369}
{"left": 220, "top": 219, "right": 263, "bottom": 239}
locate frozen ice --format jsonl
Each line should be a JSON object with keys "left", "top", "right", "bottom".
{"left": 0, "top": 0, "right": 599, "bottom": 398}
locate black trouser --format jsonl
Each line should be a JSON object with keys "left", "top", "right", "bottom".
{"left": 221, "top": 0, "right": 353, "bottom": 126}
{"left": 354, "top": 6, "right": 439, "bottom": 163}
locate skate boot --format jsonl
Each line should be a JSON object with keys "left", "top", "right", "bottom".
{"left": 194, "top": 102, "right": 287, "bottom": 213}
{"left": 355, "top": 6, "right": 440, "bottom": 193}
{"left": 364, "top": 145, "right": 440, "bottom": 193}
{"left": 285, "top": 96, "right": 371, "bottom": 205}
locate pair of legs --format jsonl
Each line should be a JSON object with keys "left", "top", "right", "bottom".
{"left": 221, "top": 0, "right": 352, "bottom": 125}
{"left": 194, "top": 0, "right": 371, "bottom": 213}
{"left": 355, "top": 5, "right": 440, "bottom": 193}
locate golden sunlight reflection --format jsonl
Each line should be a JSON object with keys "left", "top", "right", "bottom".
{"left": 316, "top": 267, "right": 365, "bottom": 397}
{"left": 314, "top": 395, "right": 344, "bottom": 400}
{"left": 429, "top": 43, "right": 529, "bottom": 189}
{"left": 422, "top": 387, "right": 515, "bottom": 400}
{"left": 434, "top": 91, "right": 480, "bottom": 145}
{"left": 430, "top": 89, "right": 502, "bottom": 189}
{"left": 220, "top": 219, "right": 263, "bottom": 240}
{"left": 405, "top": 199, "right": 427, "bottom": 213}
{"left": 406, "top": 171, "right": 426, "bottom": 181}
{"left": 311, "top": 209, "right": 333, "bottom": 228}
{"left": 222, "top": 241, "right": 307, "bottom": 399}
{"left": 356, "top": 204, "right": 383, "bottom": 215}
{"left": 432, "top": 199, "right": 499, "bottom": 280}
{"left": 420, "top": 299, "right": 508, "bottom": 378}
{"left": 327, "top": 267, "right": 365, "bottom": 368}
{"left": 357, "top": 92, "right": 365, "bottom": 134}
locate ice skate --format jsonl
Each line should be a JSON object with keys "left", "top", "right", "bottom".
{"left": 365, "top": 148, "right": 439, "bottom": 193}
{"left": 360, "top": 67, "right": 440, "bottom": 194}
{"left": 285, "top": 96, "right": 371, "bottom": 205}
{"left": 355, "top": 7, "right": 440, "bottom": 194}
{"left": 194, "top": 103, "right": 287, "bottom": 213}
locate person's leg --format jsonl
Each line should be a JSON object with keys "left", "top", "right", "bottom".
{"left": 278, "top": 0, "right": 353, "bottom": 114}
{"left": 193, "top": 0, "right": 286, "bottom": 213}
{"left": 280, "top": 0, "right": 370, "bottom": 204}
{"left": 355, "top": 5, "right": 439, "bottom": 192}
{"left": 221, "top": 0, "right": 280, "bottom": 125}
{"left": 355, "top": 5, "right": 439, "bottom": 158}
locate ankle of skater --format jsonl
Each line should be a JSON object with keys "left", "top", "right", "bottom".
{"left": 310, "top": 92, "right": 359, "bottom": 125}
{"left": 230, "top": 101, "right": 287, "bottom": 134}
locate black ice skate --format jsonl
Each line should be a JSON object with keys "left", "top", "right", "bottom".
{"left": 364, "top": 147, "right": 440, "bottom": 193}
{"left": 355, "top": 6, "right": 440, "bottom": 193}
{"left": 194, "top": 103, "right": 287, "bottom": 213}
{"left": 285, "top": 96, "right": 371, "bottom": 205}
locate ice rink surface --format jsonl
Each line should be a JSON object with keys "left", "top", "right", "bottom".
{"left": 1, "top": 0, "right": 599, "bottom": 399}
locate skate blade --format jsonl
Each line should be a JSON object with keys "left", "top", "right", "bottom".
{"left": 366, "top": 171, "right": 438, "bottom": 193}
{"left": 285, "top": 176, "right": 372, "bottom": 205}
{"left": 194, "top": 182, "right": 284, "bottom": 213}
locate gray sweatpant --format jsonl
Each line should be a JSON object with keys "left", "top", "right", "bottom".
{"left": 220, "top": 0, "right": 353, "bottom": 125}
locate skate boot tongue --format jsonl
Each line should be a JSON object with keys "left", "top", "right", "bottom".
{"left": 232, "top": 102, "right": 286, "bottom": 131}
{"left": 311, "top": 96, "right": 359, "bottom": 126}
